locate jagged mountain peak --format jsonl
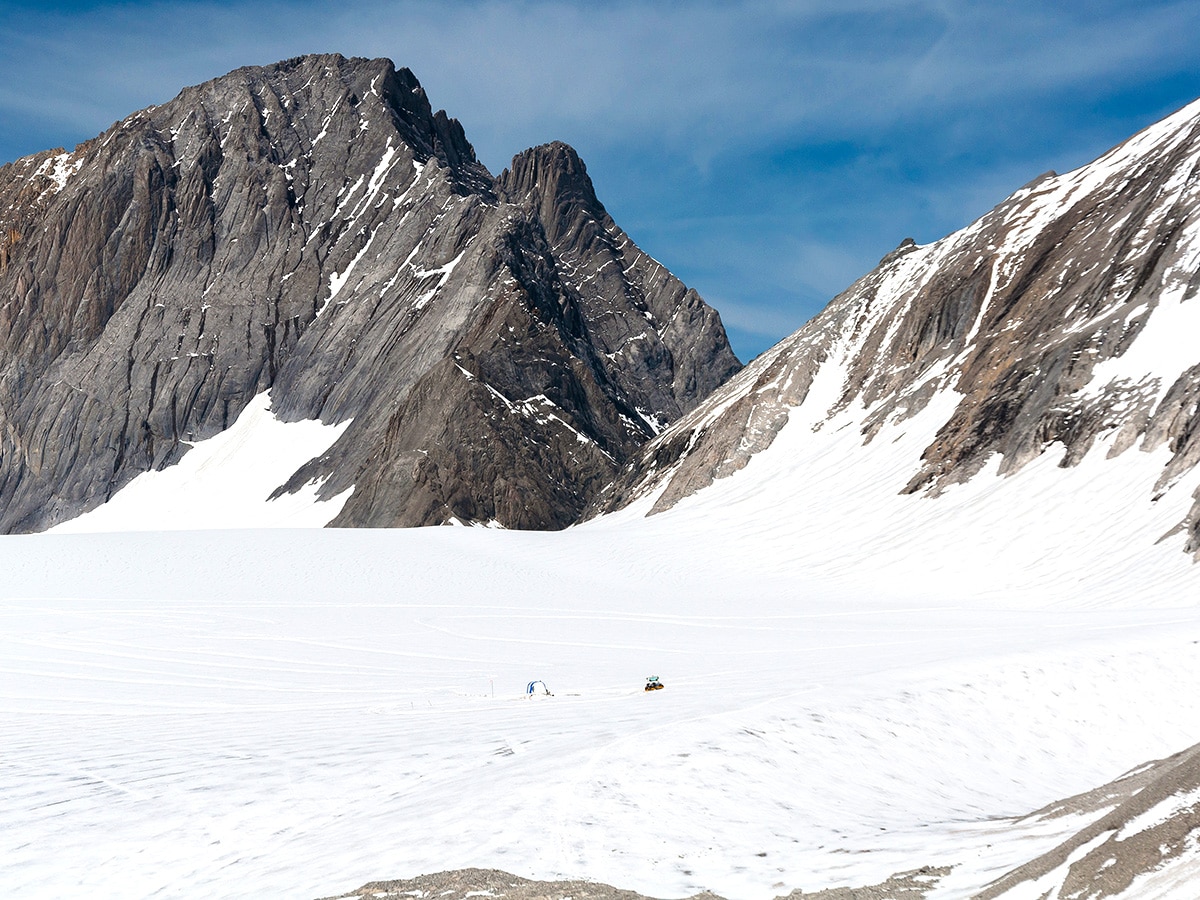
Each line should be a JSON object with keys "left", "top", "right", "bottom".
{"left": 497, "top": 140, "right": 741, "bottom": 418}
{"left": 499, "top": 141, "right": 606, "bottom": 236}
{"left": 497, "top": 141, "right": 625, "bottom": 284}
{"left": 0, "top": 55, "right": 740, "bottom": 533}
{"left": 158, "top": 53, "right": 488, "bottom": 189}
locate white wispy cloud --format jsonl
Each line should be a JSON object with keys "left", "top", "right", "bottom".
{"left": 4, "top": 1, "right": 1197, "bottom": 167}
{"left": 1, "top": 0, "right": 1197, "bottom": 361}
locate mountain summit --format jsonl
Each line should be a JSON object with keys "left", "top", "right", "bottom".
{"left": 0, "top": 54, "right": 740, "bottom": 532}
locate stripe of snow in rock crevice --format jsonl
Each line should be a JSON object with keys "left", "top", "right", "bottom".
{"left": 1114, "top": 785, "right": 1200, "bottom": 841}
{"left": 411, "top": 249, "right": 465, "bottom": 281}
{"left": 343, "top": 143, "right": 401, "bottom": 222}
{"left": 332, "top": 173, "right": 367, "bottom": 219}
{"left": 479, "top": 381, "right": 610, "bottom": 455}
{"left": 367, "top": 186, "right": 432, "bottom": 300}
{"left": 603, "top": 332, "right": 649, "bottom": 360}
{"left": 309, "top": 95, "right": 344, "bottom": 148}
{"left": 569, "top": 258, "right": 618, "bottom": 288}
{"left": 410, "top": 249, "right": 466, "bottom": 311}
{"left": 318, "top": 225, "right": 382, "bottom": 317}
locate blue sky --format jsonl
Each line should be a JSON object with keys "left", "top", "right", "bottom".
{"left": 2, "top": 1, "right": 1199, "bottom": 360}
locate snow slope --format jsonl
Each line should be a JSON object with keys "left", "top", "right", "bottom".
{"left": 48, "top": 392, "right": 353, "bottom": 533}
{"left": 4, "top": 513, "right": 1200, "bottom": 900}
{"left": 612, "top": 382, "right": 1200, "bottom": 611}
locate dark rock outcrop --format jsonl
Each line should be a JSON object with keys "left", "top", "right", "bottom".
{"left": 0, "top": 54, "right": 739, "bottom": 531}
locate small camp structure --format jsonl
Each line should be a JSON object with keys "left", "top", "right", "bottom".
{"left": 526, "top": 680, "right": 551, "bottom": 696}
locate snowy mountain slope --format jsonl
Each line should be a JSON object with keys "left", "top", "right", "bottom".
{"left": 0, "top": 54, "right": 738, "bottom": 533}
{"left": 583, "top": 376, "right": 1200, "bottom": 612}
{"left": 592, "top": 97, "right": 1200, "bottom": 562}
{"left": 3, "top": 526, "right": 1200, "bottom": 900}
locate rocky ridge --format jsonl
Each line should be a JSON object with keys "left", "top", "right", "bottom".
{"left": 0, "top": 54, "right": 739, "bottom": 532}
{"left": 589, "top": 98, "right": 1200, "bottom": 555}
{"left": 977, "top": 741, "right": 1200, "bottom": 899}
{"left": 319, "top": 865, "right": 950, "bottom": 900}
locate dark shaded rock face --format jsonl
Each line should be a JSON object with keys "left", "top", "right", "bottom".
{"left": 0, "top": 54, "right": 739, "bottom": 532}
{"left": 591, "top": 99, "right": 1200, "bottom": 555}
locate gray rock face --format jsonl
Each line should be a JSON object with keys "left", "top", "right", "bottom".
{"left": 0, "top": 54, "right": 739, "bottom": 532}
{"left": 591, "top": 98, "right": 1200, "bottom": 555}
{"left": 977, "top": 741, "right": 1200, "bottom": 899}
{"left": 319, "top": 865, "right": 950, "bottom": 900}
{"left": 318, "top": 868, "right": 721, "bottom": 900}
